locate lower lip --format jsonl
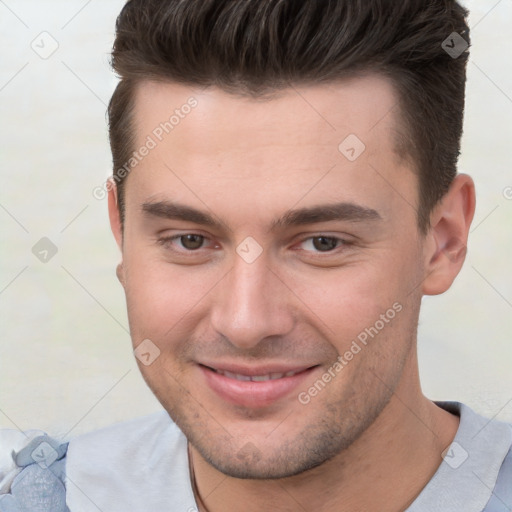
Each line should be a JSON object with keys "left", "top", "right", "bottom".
{"left": 199, "top": 365, "right": 317, "bottom": 408}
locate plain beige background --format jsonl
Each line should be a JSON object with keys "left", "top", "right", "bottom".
{"left": 0, "top": 0, "right": 511, "bottom": 438}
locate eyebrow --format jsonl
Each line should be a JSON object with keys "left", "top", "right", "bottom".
{"left": 141, "top": 200, "right": 382, "bottom": 231}
{"left": 142, "top": 201, "right": 230, "bottom": 232}
{"left": 271, "top": 202, "right": 381, "bottom": 230}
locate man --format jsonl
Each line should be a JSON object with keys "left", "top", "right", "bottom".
{"left": 0, "top": 0, "right": 510, "bottom": 511}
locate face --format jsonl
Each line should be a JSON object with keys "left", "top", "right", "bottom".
{"left": 112, "top": 75, "right": 430, "bottom": 479}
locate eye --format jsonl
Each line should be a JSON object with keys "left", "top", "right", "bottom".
{"left": 178, "top": 234, "right": 204, "bottom": 250}
{"left": 158, "top": 233, "right": 215, "bottom": 252}
{"left": 298, "top": 236, "right": 346, "bottom": 252}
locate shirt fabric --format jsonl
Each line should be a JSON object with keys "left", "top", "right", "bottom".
{"left": 0, "top": 401, "right": 510, "bottom": 511}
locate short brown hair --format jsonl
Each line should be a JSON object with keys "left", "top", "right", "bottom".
{"left": 108, "top": 0, "right": 470, "bottom": 232}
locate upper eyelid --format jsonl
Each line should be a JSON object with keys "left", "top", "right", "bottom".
{"left": 157, "top": 233, "right": 351, "bottom": 252}
{"left": 159, "top": 233, "right": 212, "bottom": 244}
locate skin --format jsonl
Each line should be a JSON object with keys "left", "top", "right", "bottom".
{"left": 108, "top": 74, "right": 475, "bottom": 511}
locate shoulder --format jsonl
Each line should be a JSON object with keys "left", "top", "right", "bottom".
{"left": 67, "top": 409, "right": 182, "bottom": 467}
{"left": 0, "top": 412, "right": 195, "bottom": 512}
{"left": 484, "top": 446, "right": 512, "bottom": 511}
{"left": 0, "top": 430, "right": 69, "bottom": 512}
{"left": 407, "top": 402, "right": 512, "bottom": 512}
{"left": 66, "top": 411, "right": 197, "bottom": 511}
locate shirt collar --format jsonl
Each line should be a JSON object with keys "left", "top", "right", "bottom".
{"left": 407, "top": 401, "right": 512, "bottom": 511}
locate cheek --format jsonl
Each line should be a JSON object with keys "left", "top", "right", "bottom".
{"left": 293, "top": 266, "right": 396, "bottom": 323}
{"left": 283, "top": 255, "right": 419, "bottom": 352}
{"left": 122, "top": 249, "right": 214, "bottom": 340}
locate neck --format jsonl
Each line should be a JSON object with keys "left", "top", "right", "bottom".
{"left": 189, "top": 358, "right": 459, "bottom": 512}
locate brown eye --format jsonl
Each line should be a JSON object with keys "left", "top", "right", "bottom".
{"left": 312, "top": 236, "right": 339, "bottom": 252}
{"left": 180, "top": 234, "right": 204, "bottom": 250}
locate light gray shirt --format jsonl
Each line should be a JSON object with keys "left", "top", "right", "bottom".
{"left": 1, "top": 401, "right": 510, "bottom": 511}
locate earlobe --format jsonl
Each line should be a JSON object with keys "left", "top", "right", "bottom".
{"left": 116, "top": 262, "right": 125, "bottom": 287}
{"left": 422, "top": 174, "right": 476, "bottom": 296}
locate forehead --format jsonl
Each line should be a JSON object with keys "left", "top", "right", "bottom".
{"left": 124, "top": 76, "right": 416, "bottom": 230}
{"left": 132, "top": 74, "right": 403, "bottom": 158}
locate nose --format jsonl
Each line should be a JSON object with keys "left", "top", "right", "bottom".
{"left": 209, "top": 254, "right": 295, "bottom": 349}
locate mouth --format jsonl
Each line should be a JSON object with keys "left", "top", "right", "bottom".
{"left": 209, "top": 367, "right": 304, "bottom": 381}
{"left": 198, "top": 363, "right": 318, "bottom": 408}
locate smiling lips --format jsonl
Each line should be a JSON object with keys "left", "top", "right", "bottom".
{"left": 199, "top": 363, "right": 317, "bottom": 408}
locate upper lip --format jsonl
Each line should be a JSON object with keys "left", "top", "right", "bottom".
{"left": 199, "top": 362, "right": 317, "bottom": 376}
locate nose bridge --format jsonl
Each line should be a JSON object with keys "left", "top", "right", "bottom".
{"left": 210, "top": 254, "right": 294, "bottom": 348}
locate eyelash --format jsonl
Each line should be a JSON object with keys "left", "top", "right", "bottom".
{"left": 157, "top": 234, "right": 218, "bottom": 252}
{"left": 157, "top": 233, "right": 351, "bottom": 255}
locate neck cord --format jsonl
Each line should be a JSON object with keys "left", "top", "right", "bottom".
{"left": 187, "top": 442, "right": 211, "bottom": 512}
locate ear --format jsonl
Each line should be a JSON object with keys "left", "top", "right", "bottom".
{"left": 107, "top": 179, "right": 125, "bottom": 286}
{"left": 108, "top": 179, "right": 123, "bottom": 249}
{"left": 422, "top": 174, "right": 476, "bottom": 296}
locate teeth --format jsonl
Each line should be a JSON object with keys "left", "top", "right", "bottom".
{"left": 249, "top": 375, "right": 267, "bottom": 381}
{"left": 215, "top": 369, "right": 300, "bottom": 381}
{"left": 223, "top": 370, "right": 251, "bottom": 381}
